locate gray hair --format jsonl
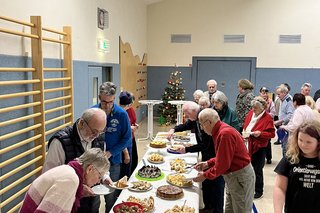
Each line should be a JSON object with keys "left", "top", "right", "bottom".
{"left": 193, "top": 89, "right": 204, "bottom": 98}
{"left": 212, "top": 91, "right": 228, "bottom": 106}
{"left": 251, "top": 96, "right": 267, "bottom": 110}
{"left": 99, "top": 82, "right": 117, "bottom": 96}
{"left": 78, "top": 148, "right": 110, "bottom": 174}
{"left": 207, "top": 79, "right": 217, "bottom": 86}
{"left": 81, "top": 108, "right": 106, "bottom": 123}
{"left": 199, "top": 108, "right": 220, "bottom": 123}
{"left": 199, "top": 96, "right": 210, "bottom": 106}
{"left": 182, "top": 101, "right": 200, "bottom": 114}
{"left": 301, "top": 82, "right": 312, "bottom": 89}
{"left": 276, "top": 85, "right": 288, "bottom": 94}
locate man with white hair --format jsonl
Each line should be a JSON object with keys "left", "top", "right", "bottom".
{"left": 167, "top": 101, "right": 225, "bottom": 213}
{"left": 204, "top": 79, "right": 219, "bottom": 101}
{"left": 300, "top": 82, "right": 312, "bottom": 96}
{"left": 193, "top": 108, "right": 255, "bottom": 213}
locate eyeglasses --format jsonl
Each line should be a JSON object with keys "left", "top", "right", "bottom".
{"left": 83, "top": 119, "right": 106, "bottom": 136}
{"left": 100, "top": 99, "right": 114, "bottom": 105}
{"left": 199, "top": 119, "right": 210, "bottom": 128}
{"left": 92, "top": 164, "right": 103, "bottom": 180}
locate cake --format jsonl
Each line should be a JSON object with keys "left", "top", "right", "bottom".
{"left": 164, "top": 205, "right": 195, "bottom": 213}
{"left": 156, "top": 185, "right": 184, "bottom": 200}
{"left": 115, "top": 175, "right": 128, "bottom": 188}
{"left": 170, "top": 158, "right": 187, "bottom": 173}
{"left": 138, "top": 165, "right": 161, "bottom": 178}
{"left": 150, "top": 141, "right": 167, "bottom": 148}
{"left": 167, "top": 174, "right": 192, "bottom": 187}
{"left": 127, "top": 196, "right": 154, "bottom": 213}
{"left": 148, "top": 153, "right": 164, "bottom": 163}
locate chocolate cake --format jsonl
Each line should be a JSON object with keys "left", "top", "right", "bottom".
{"left": 156, "top": 185, "right": 183, "bottom": 200}
{"left": 138, "top": 165, "right": 161, "bottom": 178}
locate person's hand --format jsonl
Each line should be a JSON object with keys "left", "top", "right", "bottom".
{"left": 251, "top": 131, "right": 261, "bottom": 137}
{"left": 175, "top": 146, "right": 186, "bottom": 154}
{"left": 194, "top": 161, "right": 209, "bottom": 171}
{"left": 279, "top": 125, "right": 285, "bottom": 130}
{"left": 124, "top": 154, "right": 130, "bottom": 164}
{"left": 167, "top": 129, "right": 175, "bottom": 141}
{"left": 131, "top": 124, "right": 139, "bottom": 132}
{"left": 193, "top": 172, "right": 206, "bottom": 182}
{"left": 83, "top": 184, "right": 95, "bottom": 197}
{"left": 103, "top": 176, "right": 113, "bottom": 185}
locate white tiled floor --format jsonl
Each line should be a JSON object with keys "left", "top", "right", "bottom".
{"left": 100, "top": 117, "right": 281, "bottom": 212}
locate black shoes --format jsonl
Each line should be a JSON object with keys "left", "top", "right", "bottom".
{"left": 274, "top": 140, "right": 281, "bottom": 145}
{"left": 254, "top": 192, "right": 263, "bottom": 199}
{"left": 266, "top": 159, "right": 272, "bottom": 164}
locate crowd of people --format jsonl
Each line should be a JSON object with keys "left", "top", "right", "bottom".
{"left": 19, "top": 79, "right": 320, "bottom": 213}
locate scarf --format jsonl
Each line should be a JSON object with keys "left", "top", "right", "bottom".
{"left": 67, "top": 160, "right": 84, "bottom": 213}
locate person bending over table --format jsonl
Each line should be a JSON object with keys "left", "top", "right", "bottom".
{"left": 193, "top": 108, "right": 255, "bottom": 213}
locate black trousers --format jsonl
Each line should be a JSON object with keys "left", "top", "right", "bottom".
{"left": 77, "top": 196, "right": 100, "bottom": 213}
{"left": 265, "top": 139, "right": 272, "bottom": 161}
{"left": 251, "top": 148, "right": 266, "bottom": 194}
{"left": 202, "top": 176, "right": 225, "bottom": 213}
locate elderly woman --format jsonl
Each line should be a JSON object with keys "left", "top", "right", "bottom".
{"left": 305, "top": 95, "right": 320, "bottom": 120}
{"left": 243, "top": 97, "right": 275, "bottom": 199}
{"left": 212, "top": 91, "right": 240, "bottom": 131}
{"left": 198, "top": 96, "right": 210, "bottom": 109}
{"left": 20, "top": 148, "right": 110, "bottom": 213}
{"left": 193, "top": 89, "right": 204, "bottom": 103}
{"left": 236, "top": 79, "right": 255, "bottom": 132}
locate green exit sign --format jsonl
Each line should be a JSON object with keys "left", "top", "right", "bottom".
{"left": 98, "top": 38, "right": 110, "bottom": 52}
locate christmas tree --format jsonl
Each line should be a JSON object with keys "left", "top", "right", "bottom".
{"left": 158, "top": 70, "right": 185, "bottom": 125}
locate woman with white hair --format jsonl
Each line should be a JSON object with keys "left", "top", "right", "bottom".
{"left": 243, "top": 96, "right": 275, "bottom": 199}
{"left": 212, "top": 91, "right": 240, "bottom": 131}
{"left": 193, "top": 89, "right": 204, "bottom": 103}
{"left": 198, "top": 96, "right": 210, "bottom": 109}
{"left": 20, "top": 148, "right": 110, "bottom": 213}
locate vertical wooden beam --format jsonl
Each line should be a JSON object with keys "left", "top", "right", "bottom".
{"left": 30, "top": 16, "right": 46, "bottom": 170}
{"left": 63, "top": 26, "right": 73, "bottom": 123}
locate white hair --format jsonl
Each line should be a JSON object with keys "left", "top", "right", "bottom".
{"left": 193, "top": 89, "right": 204, "bottom": 98}
{"left": 207, "top": 79, "right": 217, "bottom": 86}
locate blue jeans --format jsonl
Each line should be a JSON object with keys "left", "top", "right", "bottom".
{"left": 104, "top": 163, "right": 121, "bottom": 213}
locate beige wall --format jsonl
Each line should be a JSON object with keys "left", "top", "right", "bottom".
{"left": 0, "top": 0, "right": 147, "bottom": 64}
{"left": 147, "top": 0, "right": 320, "bottom": 68}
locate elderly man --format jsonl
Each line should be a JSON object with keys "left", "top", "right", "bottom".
{"left": 274, "top": 85, "right": 295, "bottom": 146}
{"left": 300, "top": 82, "right": 312, "bottom": 96}
{"left": 204, "top": 79, "right": 219, "bottom": 102}
{"left": 92, "top": 81, "right": 131, "bottom": 213}
{"left": 43, "top": 108, "right": 109, "bottom": 213}
{"left": 167, "top": 101, "right": 224, "bottom": 213}
{"left": 193, "top": 108, "right": 255, "bottom": 213}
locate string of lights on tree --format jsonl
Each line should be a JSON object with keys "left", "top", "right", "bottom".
{"left": 158, "top": 70, "right": 185, "bottom": 125}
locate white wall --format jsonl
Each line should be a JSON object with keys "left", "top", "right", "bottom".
{"left": 0, "top": 0, "right": 147, "bottom": 63}
{"left": 147, "top": 0, "right": 320, "bottom": 68}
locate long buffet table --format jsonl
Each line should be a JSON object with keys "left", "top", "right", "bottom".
{"left": 113, "top": 132, "right": 200, "bottom": 212}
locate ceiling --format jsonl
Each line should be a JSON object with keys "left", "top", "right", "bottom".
{"left": 144, "top": 0, "right": 164, "bottom": 5}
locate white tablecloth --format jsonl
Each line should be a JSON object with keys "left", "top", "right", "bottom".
{"left": 113, "top": 132, "right": 200, "bottom": 212}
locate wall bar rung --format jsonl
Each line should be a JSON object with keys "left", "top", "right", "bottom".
{"left": 44, "top": 95, "right": 71, "bottom": 104}
{"left": 42, "top": 27, "right": 67, "bottom": 36}
{"left": 0, "top": 15, "right": 34, "bottom": 27}
{"left": 0, "top": 156, "right": 42, "bottom": 182}
{"left": 44, "top": 104, "right": 71, "bottom": 114}
{"left": 0, "top": 79, "right": 40, "bottom": 86}
{"left": 0, "top": 68, "right": 35, "bottom": 72}
{"left": 0, "top": 113, "right": 41, "bottom": 127}
{"left": 0, "top": 134, "right": 42, "bottom": 155}
{"left": 44, "top": 86, "right": 71, "bottom": 93}
{"left": 0, "top": 102, "right": 41, "bottom": 114}
{"left": 0, "top": 145, "right": 42, "bottom": 169}
{"left": 45, "top": 113, "right": 72, "bottom": 125}
{"left": 0, "top": 123, "right": 42, "bottom": 141}
{"left": 45, "top": 122, "right": 72, "bottom": 136}
{"left": 44, "top": 77, "right": 71, "bottom": 82}
{"left": 0, "top": 90, "right": 40, "bottom": 99}
{"left": 43, "top": 67, "right": 67, "bottom": 72}
{"left": 0, "top": 165, "right": 42, "bottom": 195}
{"left": 0, "top": 185, "right": 29, "bottom": 209}
{"left": 42, "top": 36, "right": 70, "bottom": 45}
{"left": 0, "top": 27, "right": 39, "bottom": 39}
{"left": 7, "top": 200, "right": 23, "bottom": 213}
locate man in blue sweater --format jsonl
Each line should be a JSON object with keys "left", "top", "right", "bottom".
{"left": 92, "top": 81, "right": 131, "bottom": 213}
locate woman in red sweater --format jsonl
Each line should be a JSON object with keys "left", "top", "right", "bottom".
{"left": 243, "top": 96, "right": 275, "bottom": 199}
